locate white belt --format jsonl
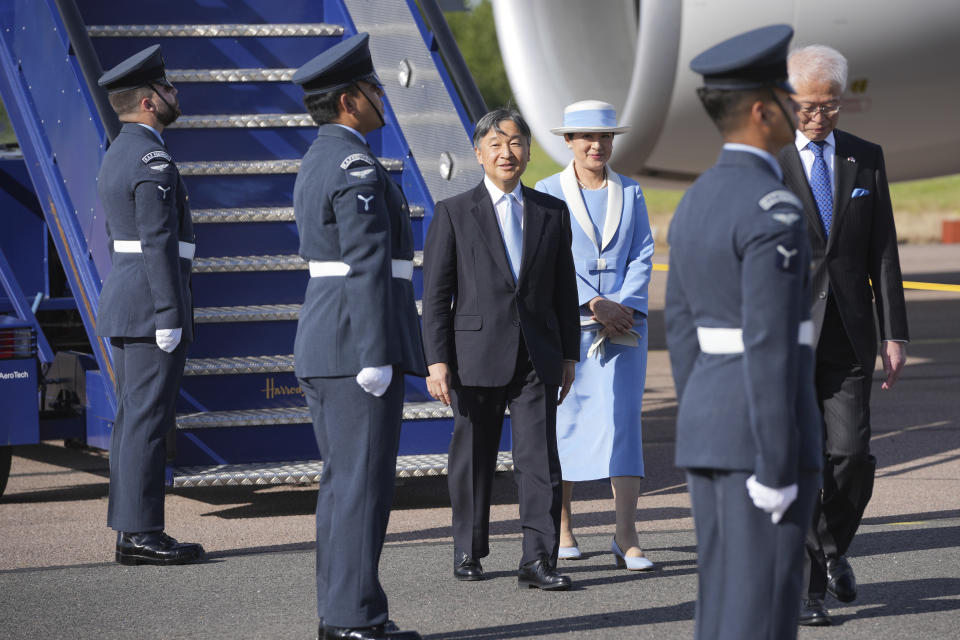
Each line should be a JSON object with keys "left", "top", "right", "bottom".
{"left": 697, "top": 320, "right": 814, "bottom": 354}
{"left": 309, "top": 259, "right": 414, "bottom": 281}
{"left": 114, "top": 240, "right": 196, "bottom": 260}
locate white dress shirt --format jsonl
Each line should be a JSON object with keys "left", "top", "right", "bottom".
{"left": 483, "top": 174, "right": 524, "bottom": 234}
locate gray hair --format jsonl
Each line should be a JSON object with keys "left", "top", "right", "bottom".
{"left": 788, "top": 45, "right": 848, "bottom": 93}
{"left": 472, "top": 107, "right": 532, "bottom": 148}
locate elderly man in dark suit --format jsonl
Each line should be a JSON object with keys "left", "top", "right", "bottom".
{"left": 291, "top": 34, "right": 426, "bottom": 640}
{"left": 666, "top": 25, "right": 822, "bottom": 640}
{"left": 778, "top": 45, "right": 909, "bottom": 626}
{"left": 96, "top": 45, "right": 204, "bottom": 566}
{"left": 421, "top": 108, "right": 580, "bottom": 591}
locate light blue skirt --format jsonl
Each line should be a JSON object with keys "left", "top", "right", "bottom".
{"left": 556, "top": 320, "right": 647, "bottom": 481}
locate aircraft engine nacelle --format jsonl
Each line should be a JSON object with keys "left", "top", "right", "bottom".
{"left": 492, "top": 0, "right": 960, "bottom": 185}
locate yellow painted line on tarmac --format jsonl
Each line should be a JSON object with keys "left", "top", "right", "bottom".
{"left": 887, "top": 521, "right": 928, "bottom": 526}
{"left": 903, "top": 280, "right": 960, "bottom": 292}
{"left": 653, "top": 263, "right": 960, "bottom": 292}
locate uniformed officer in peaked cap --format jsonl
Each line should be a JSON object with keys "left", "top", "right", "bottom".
{"left": 664, "top": 25, "right": 822, "bottom": 640}
{"left": 96, "top": 45, "right": 203, "bottom": 565}
{"left": 291, "top": 33, "right": 427, "bottom": 640}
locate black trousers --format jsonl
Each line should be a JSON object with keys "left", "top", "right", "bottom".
{"left": 688, "top": 469, "right": 819, "bottom": 640}
{"left": 448, "top": 340, "right": 562, "bottom": 566}
{"left": 107, "top": 337, "right": 187, "bottom": 533}
{"left": 301, "top": 368, "right": 403, "bottom": 628}
{"left": 805, "top": 295, "right": 876, "bottom": 599}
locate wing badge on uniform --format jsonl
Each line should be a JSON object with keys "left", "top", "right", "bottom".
{"left": 771, "top": 212, "right": 800, "bottom": 225}
{"left": 759, "top": 189, "right": 802, "bottom": 211}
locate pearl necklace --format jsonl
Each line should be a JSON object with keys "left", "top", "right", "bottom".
{"left": 576, "top": 169, "right": 607, "bottom": 191}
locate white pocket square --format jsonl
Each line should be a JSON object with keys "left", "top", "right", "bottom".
{"left": 851, "top": 188, "right": 870, "bottom": 198}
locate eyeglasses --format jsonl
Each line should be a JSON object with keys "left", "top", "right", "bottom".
{"left": 798, "top": 102, "right": 840, "bottom": 117}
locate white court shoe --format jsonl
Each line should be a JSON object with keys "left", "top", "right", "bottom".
{"left": 612, "top": 538, "right": 654, "bottom": 571}
{"left": 558, "top": 545, "right": 582, "bottom": 560}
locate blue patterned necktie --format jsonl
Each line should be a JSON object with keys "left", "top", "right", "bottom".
{"left": 501, "top": 193, "right": 523, "bottom": 281}
{"left": 808, "top": 140, "right": 833, "bottom": 236}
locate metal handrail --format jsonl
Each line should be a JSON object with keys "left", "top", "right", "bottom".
{"left": 52, "top": 0, "right": 120, "bottom": 141}
{"left": 417, "top": 0, "right": 488, "bottom": 124}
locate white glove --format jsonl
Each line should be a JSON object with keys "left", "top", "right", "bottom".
{"left": 156, "top": 327, "right": 182, "bottom": 353}
{"left": 356, "top": 365, "right": 393, "bottom": 397}
{"left": 746, "top": 474, "right": 798, "bottom": 524}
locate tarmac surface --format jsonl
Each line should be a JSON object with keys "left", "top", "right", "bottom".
{"left": 2, "top": 243, "right": 959, "bottom": 639}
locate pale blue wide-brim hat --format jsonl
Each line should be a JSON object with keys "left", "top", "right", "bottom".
{"left": 550, "top": 100, "right": 630, "bottom": 135}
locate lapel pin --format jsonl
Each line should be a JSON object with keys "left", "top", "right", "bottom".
{"left": 847, "top": 156, "right": 856, "bottom": 163}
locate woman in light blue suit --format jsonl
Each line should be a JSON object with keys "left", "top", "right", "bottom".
{"left": 535, "top": 101, "right": 655, "bottom": 570}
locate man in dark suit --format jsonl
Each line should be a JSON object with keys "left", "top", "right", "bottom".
{"left": 96, "top": 45, "right": 204, "bottom": 566}
{"left": 778, "top": 45, "right": 909, "bottom": 626}
{"left": 291, "top": 34, "right": 426, "bottom": 640}
{"left": 421, "top": 108, "right": 580, "bottom": 591}
{"left": 666, "top": 25, "right": 822, "bottom": 640}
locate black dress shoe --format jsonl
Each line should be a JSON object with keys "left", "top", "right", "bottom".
{"left": 826, "top": 555, "right": 858, "bottom": 602}
{"left": 453, "top": 551, "right": 484, "bottom": 581}
{"left": 115, "top": 531, "right": 205, "bottom": 566}
{"left": 518, "top": 557, "right": 571, "bottom": 591}
{"left": 321, "top": 623, "right": 421, "bottom": 640}
{"left": 798, "top": 598, "right": 832, "bottom": 626}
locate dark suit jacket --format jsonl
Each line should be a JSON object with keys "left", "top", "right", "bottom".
{"left": 421, "top": 182, "right": 580, "bottom": 387}
{"left": 779, "top": 129, "right": 908, "bottom": 368}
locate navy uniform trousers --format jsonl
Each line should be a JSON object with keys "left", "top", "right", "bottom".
{"left": 107, "top": 337, "right": 188, "bottom": 532}
{"left": 300, "top": 366, "right": 404, "bottom": 628}
{"left": 448, "top": 338, "right": 563, "bottom": 565}
{"left": 688, "top": 470, "right": 819, "bottom": 640}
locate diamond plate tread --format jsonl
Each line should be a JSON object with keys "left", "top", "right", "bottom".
{"left": 192, "top": 205, "right": 422, "bottom": 224}
{"left": 183, "top": 354, "right": 295, "bottom": 375}
{"left": 167, "top": 68, "right": 296, "bottom": 83}
{"left": 169, "top": 113, "right": 314, "bottom": 129}
{"left": 192, "top": 251, "right": 423, "bottom": 273}
{"left": 194, "top": 301, "right": 424, "bottom": 323}
{"left": 87, "top": 23, "right": 343, "bottom": 37}
{"left": 179, "top": 157, "right": 403, "bottom": 175}
{"left": 194, "top": 304, "right": 301, "bottom": 323}
{"left": 192, "top": 254, "right": 306, "bottom": 273}
{"left": 171, "top": 452, "right": 514, "bottom": 487}
{"left": 176, "top": 401, "right": 455, "bottom": 429}
{"left": 192, "top": 207, "right": 295, "bottom": 223}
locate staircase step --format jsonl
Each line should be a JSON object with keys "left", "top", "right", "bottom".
{"left": 172, "top": 451, "right": 514, "bottom": 487}
{"left": 87, "top": 23, "right": 344, "bottom": 38}
{"left": 183, "top": 354, "right": 295, "bottom": 376}
{"left": 169, "top": 113, "right": 313, "bottom": 129}
{"left": 194, "top": 304, "right": 301, "bottom": 323}
{"left": 179, "top": 157, "right": 404, "bottom": 175}
{"left": 193, "top": 301, "right": 423, "bottom": 323}
{"left": 192, "top": 251, "right": 423, "bottom": 274}
{"left": 167, "top": 68, "right": 296, "bottom": 83}
{"left": 191, "top": 204, "right": 423, "bottom": 224}
{"left": 176, "top": 401, "right": 454, "bottom": 429}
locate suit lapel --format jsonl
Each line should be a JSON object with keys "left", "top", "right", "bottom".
{"left": 518, "top": 185, "right": 546, "bottom": 283}
{"left": 830, "top": 130, "right": 857, "bottom": 250}
{"left": 468, "top": 183, "right": 516, "bottom": 286}
{"left": 781, "top": 145, "right": 827, "bottom": 248}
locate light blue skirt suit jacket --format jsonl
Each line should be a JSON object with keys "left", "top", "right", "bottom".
{"left": 535, "top": 162, "right": 655, "bottom": 480}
